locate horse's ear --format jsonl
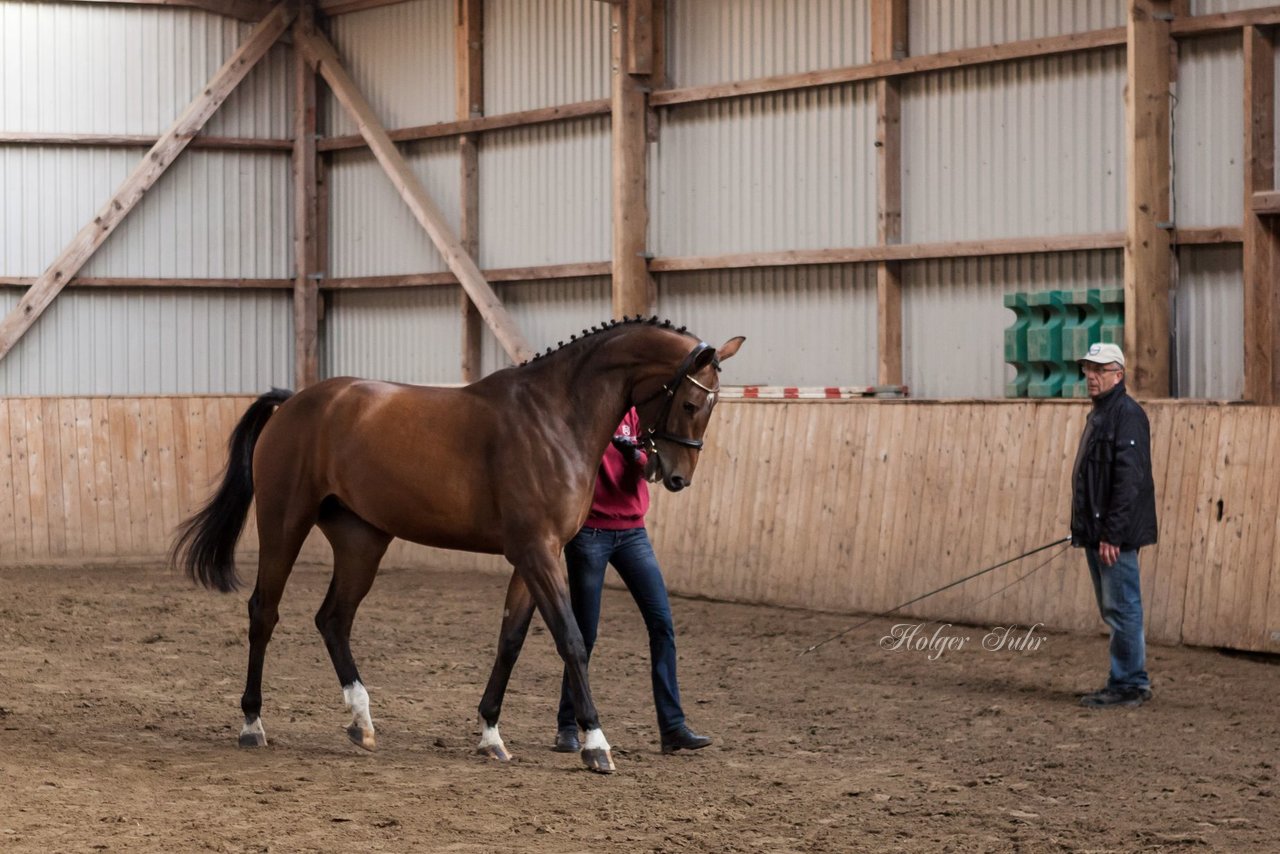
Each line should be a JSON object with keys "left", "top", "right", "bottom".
{"left": 716, "top": 336, "right": 746, "bottom": 362}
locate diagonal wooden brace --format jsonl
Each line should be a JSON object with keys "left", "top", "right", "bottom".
{"left": 295, "top": 27, "right": 534, "bottom": 365}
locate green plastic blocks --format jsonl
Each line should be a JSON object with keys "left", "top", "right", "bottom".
{"left": 1004, "top": 288, "right": 1124, "bottom": 398}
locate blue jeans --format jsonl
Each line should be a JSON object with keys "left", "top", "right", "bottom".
{"left": 1085, "top": 548, "right": 1150, "bottom": 692}
{"left": 557, "top": 526, "right": 686, "bottom": 735}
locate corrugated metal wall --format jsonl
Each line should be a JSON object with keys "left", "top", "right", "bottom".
{"left": 1176, "top": 34, "right": 1243, "bottom": 228}
{"left": 1191, "top": 0, "right": 1280, "bottom": 13}
{"left": 907, "top": 0, "right": 1123, "bottom": 55}
{"left": 1176, "top": 247, "right": 1245, "bottom": 399}
{"left": 651, "top": 85, "right": 877, "bottom": 257}
{"left": 323, "top": 0, "right": 454, "bottom": 137}
{"left": 903, "top": 251, "right": 1123, "bottom": 398}
{"left": 666, "top": 0, "right": 871, "bottom": 88}
{"left": 0, "top": 288, "right": 292, "bottom": 396}
{"left": 483, "top": 0, "right": 610, "bottom": 114}
{"left": 0, "top": 2, "right": 290, "bottom": 137}
{"left": 327, "top": 141, "right": 460, "bottom": 277}
{"left": 324, "top": 286, "right": 463, "bottom": 384}
{"left": 478, "top": 277, "right": 612, "bottom": 376}
{"left": 478, "top": 118, "right": 611, "bottom": 269}
{"left": 0, "top": 0, "right": 293, "bottom": 395}
{"left": 901, "top": 50, "right": 1126, "bottom": 242}
{"left": 656, "top": 265, "right": 877, "bottom": 386}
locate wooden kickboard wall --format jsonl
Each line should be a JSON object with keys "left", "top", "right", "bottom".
{"left": 0, "top": 396, "right": 1276, "bottom": 653}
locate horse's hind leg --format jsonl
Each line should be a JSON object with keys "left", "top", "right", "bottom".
{"left": 316, "top": 503, "right": 392, "bottom": 751}
{"left": 475, "top": 573, "right": 535, "bottom": 761}
{"left": 239, "top": 509, "right": 314, "bottom": 748}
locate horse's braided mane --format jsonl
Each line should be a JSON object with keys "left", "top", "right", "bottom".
{"left": 519, "top": 315, "right": 698, "bottom": 366}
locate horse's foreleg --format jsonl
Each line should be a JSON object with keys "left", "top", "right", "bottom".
{"left": 516, "top": 550, "right": 614, "bottom": 774}
{"left": 316, "top": 505, "right": 391, "bottom": 752}
{"left": 475, "top": 573, "right": 535, "bottom": 762}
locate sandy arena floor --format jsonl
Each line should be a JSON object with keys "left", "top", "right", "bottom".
{"left": 1, "top": 561, "right": 1277, "bottom": 853}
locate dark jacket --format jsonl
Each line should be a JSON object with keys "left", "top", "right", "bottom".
{"left": 1070, "top": 380, "right": 1158, "bottom": 550}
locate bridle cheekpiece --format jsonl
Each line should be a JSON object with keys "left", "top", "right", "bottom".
{"left": 634, "top": 341, "right": 720, "bottom": 455}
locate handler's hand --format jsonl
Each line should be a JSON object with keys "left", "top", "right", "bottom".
{"left": 1099, "top": 541, "right": 1119, "bottom": 567}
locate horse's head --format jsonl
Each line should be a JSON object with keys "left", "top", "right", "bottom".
{"left": 636, "top": 335, "right": 745, "bottom": 492}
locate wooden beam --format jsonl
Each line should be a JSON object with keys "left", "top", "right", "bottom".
{"left": 457, "top": 0, "right": 484, "bottom": 382}
{"left": 0, "top": 132, "right": 292, "bottom": 151}
{"left": 1252, "top": 190, "right": 1280, "bottom": 216}
{"left": 1124, "top": 0, "right": 1174, "bottom": 397}
{"left": 0, "top": 2, "right": 296, "bottom": 364}
{"left": 651, "top": 28, "right": 1128, "bottom": 108}
{"left": 317, "top": 0, "right": 412, "bottom": 15}
{"left": 0, "top": 277, "right": 292, "bottom": 289}
{"left": 293, "top": 4, "right": 320, "bottom": 389}
{"left": 322, "top": 262, "right": 612, "bottom": 289}
{"left": 611, "top": 0, "right": 655, "bottom": 319}
{"left": 296, "top": 27, "right": 533, "bottom": 363}
{"left": 1243, "top": 26, "right": 1279, "bottom": 403}
{"left": 316, "top": 99, "right": 611, "bottom": 151}
{"left": 48, "top": 0, "right": 276, "bottom": 22}
{"left": 1173, "top": 6, "right": 1280, "bottom": 36}
{"left": 625, "top": 0, "right": 654, "bottom": 75}
{"left": 873, "top": 0, "right": 907, "bottom": 387}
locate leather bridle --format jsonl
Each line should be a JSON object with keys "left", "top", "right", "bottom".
{"left": 633, "top": 341, "right": 720, "bottom": 454}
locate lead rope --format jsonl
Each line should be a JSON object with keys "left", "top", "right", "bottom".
{"left": 799, "top": 536, "right": 1072, "bottom": 656}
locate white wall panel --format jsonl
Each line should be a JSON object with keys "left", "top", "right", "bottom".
{"left": 653, "top": 85, "right": 876, "bottom": 257}
{"left": 484, "top": 0, "right": 609, "bottom": 115}
{"left": 478, "top": 118, "right": 610, "bottom": 269}
{"left": 0, "top": 1, "right": 290, "bottom": 138}
{"left": 323, "top": 0, "right": 454, "bottom": 137}
{"left": 902, "top": 50, "right": 1126, "bottom": 243}
{"left": 1175, "top": 35, "right": 1243, "bottom": 228}
{"left": 903, "top": 251, "right": 1123, "bottom": 398}
{"left": 0, "top": 287, "right": 292, "bottom": 395}
{"left": 657, "top": 265, "right": 877, "bottom": 387}
{"left": 324, "top": 286, "right": 464, "bottom": 384}
{"left": 667, "top": 0, "right": 870, "bottom": 89}
{"left": 908, "top": 0, "right": 1123, "bottom": 55}
{"left": 1175, "top": 247, "right": 1244, "bottom": 400}
{"left": 0, "top": 147, "right": 291, "bottom": 279}
{"left": 1190, "top": 0, "right": 1280, "bottom": 13}
{"left": 478, "top": 277, "right": 612, "bottom": 376}
{"left": 328, "top": 141, "right": 460, "bottom": 277}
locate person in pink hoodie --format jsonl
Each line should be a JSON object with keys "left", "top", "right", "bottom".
{"left": 552, "top": 408, "right": 712, "bottom": 755}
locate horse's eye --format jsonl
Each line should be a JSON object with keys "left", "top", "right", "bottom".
{"left": 683, "top": 401, "right": 697, "bottom": 414}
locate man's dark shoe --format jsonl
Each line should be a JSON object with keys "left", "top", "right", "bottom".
{"left": 660, "top": 724, "right": 712, "bottom": 754}
{"left": 553, "top": 726, "right": 580, "bottom": 753}
{"left": 1079, "top": 687, "right": 1152, "bottom": 708}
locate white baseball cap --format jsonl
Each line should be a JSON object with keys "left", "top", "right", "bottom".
{"left": 1079, "top": 342, "right": 1125, "bottom": 367}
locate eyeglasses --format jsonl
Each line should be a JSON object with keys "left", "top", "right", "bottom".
{"left": 1080, "top": 364, "right": 1122, "bottom": 376}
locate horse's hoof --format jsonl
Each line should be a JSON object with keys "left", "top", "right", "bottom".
{"left": 581, "top": 747, "right": 615, "bottom": 774}
{"left": 347, "top": 724, "right": 377, "bottom": 752}
{"left": 477, "top": 743, "right": 512, "bottom": 762}
{"left": 237, "top": 731, "right": 267, "bottom": 748}
{"left": 238, "top": 717, "right": 267, "bottom": 748}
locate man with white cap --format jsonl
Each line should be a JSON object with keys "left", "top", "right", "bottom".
{"left": 1070, "top": 342, "right": 1158, "bottom": 708}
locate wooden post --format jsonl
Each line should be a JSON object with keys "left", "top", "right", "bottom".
{"left": 1244, "top": 26, "right": 1279, "bottom": 403}
{"left": 872, "top": 0, "right": 907, "bottom": 387}
{"left": 1124, "top": 0, "right": 1174, "bottom": 397}
{"left": 611, "top": 0, "right": 655, "bottom": 319}
{"left": 297, "top": 27, "right": 533, "bottom": 363}
{"left": 293, "top": 2, "right": 320, "bottom": 389}
{"left": 0, "top": 2, "right": 296, "bottom": 363}
{"left": 457, "top": 0, "right": 484, "bottom": 382}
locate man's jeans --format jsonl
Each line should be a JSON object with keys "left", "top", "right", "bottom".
{"left": 1085, "top": 547, "right": 1150, "bottom": 692}
{"left": 557, "top": 526, "right": 686, "bottom": 735}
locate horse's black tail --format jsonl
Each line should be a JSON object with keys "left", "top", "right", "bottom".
{"left": 171, "top": 388, "right": 294, "bottom": 593}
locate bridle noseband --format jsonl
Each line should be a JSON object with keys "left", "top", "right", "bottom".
{"left": 634, "top": 341, "right": 720, "bottom": 454}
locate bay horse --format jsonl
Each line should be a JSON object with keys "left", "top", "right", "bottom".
{"left": 172, "top": 317, "right": 744, "bottom": 774}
